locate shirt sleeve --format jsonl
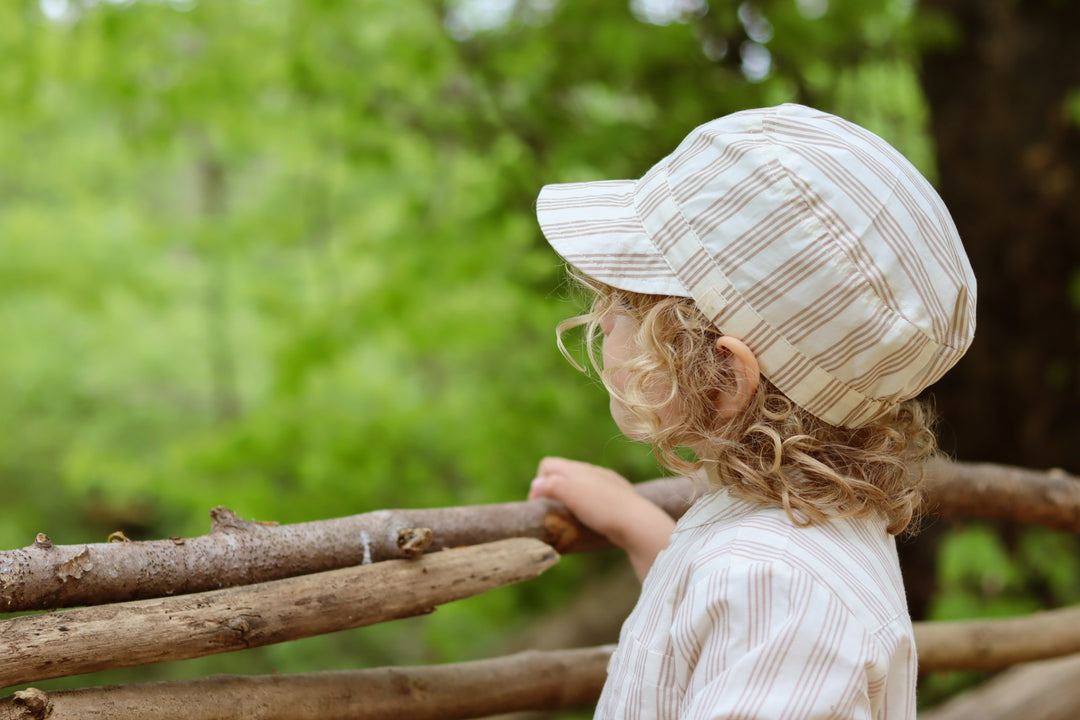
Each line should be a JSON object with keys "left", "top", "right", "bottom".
{"left": 671, "top": 561, "right": 886, "bottom": 720}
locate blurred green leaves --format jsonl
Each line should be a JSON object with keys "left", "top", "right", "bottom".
{"left": 923, "top": 522, "right": 1080, "bottom": 704}
{"left": 932, "top": 523, "right": 1080, "bottom": 620}
{"left": 4, "top": 0, "right": 1049, "bottom": 705}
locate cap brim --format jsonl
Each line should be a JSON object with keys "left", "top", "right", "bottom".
{"left": 537, "top": 179, "right": 689, "bottom": 298}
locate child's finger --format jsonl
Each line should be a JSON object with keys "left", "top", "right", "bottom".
{"left": 537, "top": 456, "right": 570, "bottom": 477}
{"left": 528, "top": 476, "right": 549, "bottom": 499}
{"left": 530, "top": 473, "right": 574, "bottom": 501}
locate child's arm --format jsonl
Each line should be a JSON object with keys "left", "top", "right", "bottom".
{"left": 529, "top": 456, "right": 676, "bottom": 581}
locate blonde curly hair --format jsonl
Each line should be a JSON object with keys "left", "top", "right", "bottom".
{"left": 558, "top": 273, "right": 938, "bottom": 535}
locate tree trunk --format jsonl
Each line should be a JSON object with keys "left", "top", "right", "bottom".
{"left": 919, "top": 0, "right": 1080, "bottom": 470}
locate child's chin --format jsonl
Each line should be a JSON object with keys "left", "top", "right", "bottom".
{"left": 612, "top": 417, "right": 654, "bottom": 444}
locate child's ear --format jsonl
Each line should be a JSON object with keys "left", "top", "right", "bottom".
{"left": 714, "top": 336, "right": 760, "bottom": 418}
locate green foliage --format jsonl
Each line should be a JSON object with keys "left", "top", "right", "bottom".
{"left": 1066, "top": 87, "right": 1080, "bottom": 129}
{"left": 3, "top": 0, "right": 1070, "bottom": 712}
{"left": 921, "top": 523, "right": 1080, "bottom": 704}
{"left": 932, "top": 525, "right": 1038, "bottom": 619}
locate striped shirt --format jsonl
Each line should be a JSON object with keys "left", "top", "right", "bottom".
{"left": 595, "top": 489, "right": 916, "bottom": 719}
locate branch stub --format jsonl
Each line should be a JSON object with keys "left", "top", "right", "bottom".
{"left": 13, "top": 688, "right": 51, "bottom": 718}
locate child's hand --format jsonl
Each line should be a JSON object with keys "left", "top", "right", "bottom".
{"left": 529, "top": 457, "right": 676, "bottom": 581}
{"left": 529, "top": 457, "right": 639, "bottom": 542}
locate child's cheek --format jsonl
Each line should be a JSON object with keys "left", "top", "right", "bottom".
{"left": 608, "top": 394, "right": 641, "bottom": 439}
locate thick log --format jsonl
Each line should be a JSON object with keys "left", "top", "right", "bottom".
{"left": 1, "top": 460, "right": 1077, "bottom": 614}
{"left": 0, "top": 646, "right": 613, "bottom": 720}
{"left": 0, "top": 538, "right": 558, "bottom": 690}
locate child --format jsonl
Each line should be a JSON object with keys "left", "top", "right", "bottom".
{"left": 528, "top": 104, "right": 975, "bottom": 719}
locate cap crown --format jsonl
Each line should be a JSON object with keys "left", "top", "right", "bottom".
{"left": 538, "top": 104, "right": 976, "bottom": 427}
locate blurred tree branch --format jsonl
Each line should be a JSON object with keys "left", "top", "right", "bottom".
{"left": 915, "top": 603, "right": 1080, "bottom": 672}
{"left": 919, "top": 652, "right": 1080, "bottom": 720}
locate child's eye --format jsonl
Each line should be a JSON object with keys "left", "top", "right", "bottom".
{"left": 614, "top": 294, "right": 633, "bottom": 311}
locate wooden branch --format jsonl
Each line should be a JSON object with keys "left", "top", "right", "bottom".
{"left": 0, "top": 646, "right": 613, "bottom": 720}
{"left": 1, "top": 460, "right": 1077, "bottom": 614}
{"left": 7, "top": 621, "right": 1080, "bottom": 720}
{"left": 918, "top": 652, "right": 1080, "bottom": 720}
{"left": 0, "top": 494, "right": 634, "bottom": 614}
{"left": 914, "top": 603, "right": 1080, "bottom": 672}
{"left": 921, "top": 458, "right": 1080, "bottom": 531}
{"left": 0, "top": 538, "right": 558, "bottom": 690}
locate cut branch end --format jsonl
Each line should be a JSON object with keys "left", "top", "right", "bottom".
{"left": 12, "top": 688, "right": 51, "bottom": 719}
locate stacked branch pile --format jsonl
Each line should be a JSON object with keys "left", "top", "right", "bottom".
{"left": 3, "top": 459, "right": 1080, "bottom": 719}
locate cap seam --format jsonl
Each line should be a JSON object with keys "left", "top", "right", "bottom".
{"left": 769, "top": 147, "right": 955, "bottom": 358}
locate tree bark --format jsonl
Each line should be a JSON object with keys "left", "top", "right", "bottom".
{"left": 0, "top": 646, "right": 612, "bottom": 720}
{"left": 2, "top": 460, "right": 1078, "bottom": 614}
{"left": 0, "top": 538, "right": 558, "bottom": 690}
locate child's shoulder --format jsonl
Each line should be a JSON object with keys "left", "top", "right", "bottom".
{"left": 662, "top": 488, "right": 908, "bottom": 627}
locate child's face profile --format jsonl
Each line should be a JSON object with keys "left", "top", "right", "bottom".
{"left": 599, "top": 311, "right": 636, "bottom": 437}
{"left": 600, "top": 310, "right": 679, "bottom": 441}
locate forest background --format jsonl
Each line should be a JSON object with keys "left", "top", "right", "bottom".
{"left": 2, "top": 0, "right": 1080, "bottom": 713}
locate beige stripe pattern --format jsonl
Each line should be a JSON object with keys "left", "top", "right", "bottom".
{"left": 536, "top": 104, "right": 976, "bottom": 428}
{"left": 595, "top": 491, "right": 916, "bottom": 719}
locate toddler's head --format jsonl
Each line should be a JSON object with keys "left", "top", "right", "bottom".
{"left": 537, "top": 104, "right": 976, "bottom": 534}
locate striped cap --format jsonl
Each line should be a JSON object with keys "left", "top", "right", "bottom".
{"left": 537, "top": 104, "right": 976, "bottom": 428}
